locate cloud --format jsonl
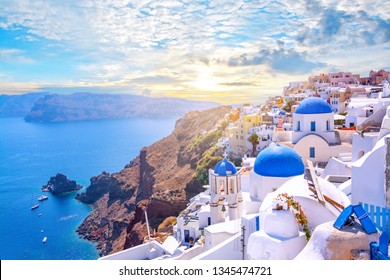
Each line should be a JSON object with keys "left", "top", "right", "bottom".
{"left": 0, "top": 48, "right": 35, "bottom": 64}
{"left": 0, "top": 0, "right": 388, "bottom": 103}
{"left": 219, "top": 81, "right": 258, "bottom": 87}
{"left": 270, "top": 49, "right": 327, "bottom": 74}
{"left": 141, "top": 89, "right": 152, "bottom": 96}
{"left": 292, "top": 0, "right": 389, "bottom": 48}
{"left": 227, "top": 50, "right": 270, "bottom": 67}
{"left": 227, "top": 48, "right": 326, "bottom": 74}
{"left": 320, "top": 9, "right": 344, "bottom": 36}
{"left": 131, "top": 75, "right": 181, "bottom": 85}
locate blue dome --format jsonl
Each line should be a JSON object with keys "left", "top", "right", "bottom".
{"left": 279, "top": 110, "right": 286, "bottom": 116}
{"left": 295, "top": 97, "right": 332, "bottom": 114}
{"left": 254, "top": 144, "right": 304, "bottom": 177}
{"left": 272, "top": 105, "right": 278, "bottom": 108}
{"left": 214, "top": 158, "right": 237, "bottom": 176}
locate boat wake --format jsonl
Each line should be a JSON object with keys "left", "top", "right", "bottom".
{"left": 59, "top": 214, "right": 78, "bottom": 221}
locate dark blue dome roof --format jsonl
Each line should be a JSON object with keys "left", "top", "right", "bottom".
{"left": 295, "top": 97, "right": 332, "bottom": 114}
{"left": 214, "top": 158, "right": 237, "bottom": 176}
{"left": 254, "top": 144, "right": 304, "bottom": 177}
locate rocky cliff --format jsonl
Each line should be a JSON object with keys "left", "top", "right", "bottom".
{"left": 42, "top": 173, "right": 82, "bottom": 195}
{"left": 75, "top": 106, "right": 230, "bottom": 256}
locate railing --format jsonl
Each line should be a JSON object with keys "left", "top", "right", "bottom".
{"left": 370, "top": 233, "right": 390, "bottom": 260}
{"left": 360, "top": 202, "right": 390, "bottom": 238}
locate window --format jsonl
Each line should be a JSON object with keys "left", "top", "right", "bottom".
{"left": 297, "top": 121, "right": 301, "bottom": 131}
{"left": 184, "top": 230, "right": 190, "bottom": 243}
{"left": 311, "top": 121, "right": 316, "bottom": 131}
{"left": 326, "top": 120, "right": 330, "bottom": 131}
{"left": 309, "top": 147, "right": 315, "bottom": 158}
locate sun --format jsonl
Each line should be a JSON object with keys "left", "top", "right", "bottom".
{"left": 189, "top": 68, "right": 219, "bottom": 91}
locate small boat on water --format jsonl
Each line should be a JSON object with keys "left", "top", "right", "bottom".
{"left": 42, "top": 237, "right": 47, "bottom": 243}
{"left": 37, "top": 195, "right": 48, "bottom": 201}
{"left": 31, "top": 204, "right": 39, "bottom": 210}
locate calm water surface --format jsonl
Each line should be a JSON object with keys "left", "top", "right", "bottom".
{"left": 0, "top": 117, "right": 176, "bottom": 259}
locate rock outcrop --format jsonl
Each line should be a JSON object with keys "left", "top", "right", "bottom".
{"left": 295, "top": 221, "right": 380, "bottom": 260}
{"left": 76, "top": 106, "right": 231, "bottom": 256}
{"left": 41, "top": 173, "right": 83, "bottom": 195}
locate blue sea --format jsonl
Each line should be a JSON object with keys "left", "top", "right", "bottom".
{"left": 0, "top": 117, "right": 176, "bottom": 260}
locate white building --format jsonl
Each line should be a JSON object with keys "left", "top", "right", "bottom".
{"left": 245, "top": 124, "right": 276, "bottom": 153}
{"left": 292, "top": 97, "right": 352, "bottom": 165}
{"left": 351, "top": 106, "right": 390, "bottom": 209}
{"left": 241, "top": 104, "right": 261, "bottom": 116}
{"left": 345, "top": 83, "right": 390, "bottom": 129}
{"left": 99, "top": 103, "right": 390, "bottom": 262}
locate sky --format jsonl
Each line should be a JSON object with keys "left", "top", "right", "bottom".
{"left": 0, "top": 0, "right": 389, "bottom": 104}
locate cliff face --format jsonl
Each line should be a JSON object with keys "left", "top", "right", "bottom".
{"left": 76, "top": 106, "right": 230, "bottom": 256}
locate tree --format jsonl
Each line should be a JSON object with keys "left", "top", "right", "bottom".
{"left": 282, "top": 100, "right": 294, "bottom": 113}
{"left": 247, "top": 133, "right": 259, "bottom": 156}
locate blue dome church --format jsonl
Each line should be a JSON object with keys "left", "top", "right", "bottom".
{"left": 291, "top": 97, "right": 351, "bottom": 166}
{"left": 209, "top": 157, "right": 243, "bottom": 224}
{"left": 292, "top": 97, "right": 335, "bottom": 145}
{"left": 249, "top": 144, "right": 304, "bottom": 201}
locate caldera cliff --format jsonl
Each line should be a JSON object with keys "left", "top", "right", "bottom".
{"left": 76, "top": 106, "right": 230, "bottom": 256}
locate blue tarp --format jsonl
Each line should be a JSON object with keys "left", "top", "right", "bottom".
{"left": 333, "top": 205, "right": 378, "bottom": 234}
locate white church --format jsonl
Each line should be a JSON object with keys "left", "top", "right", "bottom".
{"left": 292, "top": 97, "right": 351, "bottom": 165}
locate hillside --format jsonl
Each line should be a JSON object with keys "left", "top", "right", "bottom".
{"left": 75, "top": 106, "right": 231, "bottom": 256}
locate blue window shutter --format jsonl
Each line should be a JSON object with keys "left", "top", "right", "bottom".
{"left": 255, "top": 216, "right": 260, "bottom": 231}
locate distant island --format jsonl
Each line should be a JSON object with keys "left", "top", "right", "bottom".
{"left": 0, "top": 92, "right": 219, "bottom": 122}
{"left": 0, "top": 92, "right": 218, "bottom": 122}
{"left": 0, "top": 92, "right": 48, "bottom": 118}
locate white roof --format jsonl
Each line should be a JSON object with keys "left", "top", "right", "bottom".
{"left": 334, "top": 114, "right": 346, "bottom": 120}
{"left": 205, "top": 220, "right": 241, "bottom": 235}
{"left": 161, "top": 236, "right": 180, "bottom": 255}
